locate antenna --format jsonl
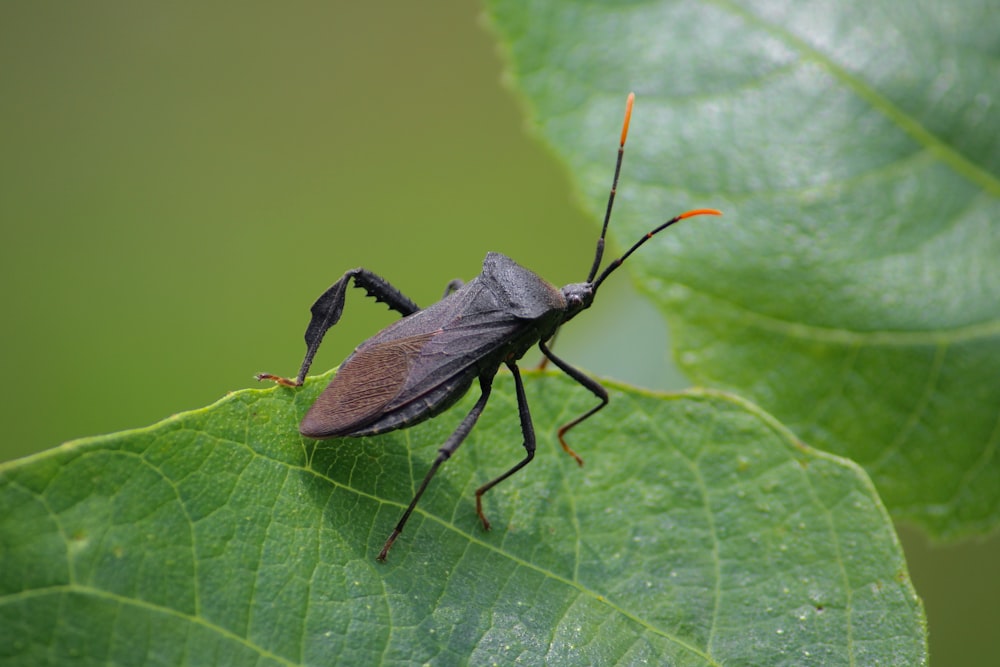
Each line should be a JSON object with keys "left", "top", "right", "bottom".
{"left": 593, "top": 208, "right": 721, "bottom": 290}
{"left": 585, "top": 93, "right": 635, "bottom": 284}
{"left": 583, "top": 93, "right": 722, "bottom": 290}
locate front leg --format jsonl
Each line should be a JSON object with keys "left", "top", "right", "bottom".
{"left": 538, "top": 340, "right": 609, "bottom": 467}
{"left": 257, "top": 268, "right": 420, "bottom": 387}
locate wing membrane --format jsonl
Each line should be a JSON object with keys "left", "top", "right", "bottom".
{"left": 299, "top": 332, "right": 437, "bottom": 437}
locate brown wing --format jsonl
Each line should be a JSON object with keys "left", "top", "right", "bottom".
{"left": 299, "top": 331, "right": 438, "bottom": 438}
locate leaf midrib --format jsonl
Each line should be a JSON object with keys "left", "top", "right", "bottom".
{"left": 0, "top": 584, "right": 297, "bottom": 667}
{"left": 651, "top": 280, "right": 1000, "bottom": 345}
{"left": 299, "top": 458, "right": 719, "bottom": 664}
{"left": 16, "top": 396, "right": 718, "bottom": 663}
{"left": 710, "top": 0, "right": 1000, "bottom": 197}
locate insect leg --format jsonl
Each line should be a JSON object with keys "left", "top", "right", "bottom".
{"left": 378, "top": 374, "right": 495, "bottom": 561}
{"left": 257, "top": 268, "right": 421, "bottom": 387}
{"left": 474, "top": 361, "right": 536, "bottom": 531}
{"left": 534, "top": 327, "right": 560, "bottom": 370}
{"left": 538, "top": 340, "right": 609, "bottom": 467}
{"left": 441, "top": 278, "right": 464, "bottom": 298}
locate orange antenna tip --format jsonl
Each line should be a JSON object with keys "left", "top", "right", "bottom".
{"left": 620, "top": 92, "right": 635, "bottom": 146}
{"left": 678, "top": 208, "right": 723, "bottom": 220}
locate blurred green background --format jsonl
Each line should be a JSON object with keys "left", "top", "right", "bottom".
{"left": 1, "top": 2, "right": 995, "bottom": 663}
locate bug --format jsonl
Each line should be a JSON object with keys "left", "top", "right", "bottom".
{"left": 257, "top": 93, "right": 720, "bottom": 560}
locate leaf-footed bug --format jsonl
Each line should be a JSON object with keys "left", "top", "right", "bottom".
{"left": 258, "top": 94, "right": 721, "bottom": 560}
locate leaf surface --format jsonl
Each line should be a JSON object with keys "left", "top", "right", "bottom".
{"left": 1, "top": 373, "right": 925, "bottom": 665}
{"left": 484, "top": 0, "right": 1000, "bottom": 537}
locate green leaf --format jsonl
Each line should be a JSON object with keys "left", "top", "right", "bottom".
{"left": 1, "top": 374, "right": 925, "bottom": 665}
{"left": 483, "top": 0, "right": 1000, "bottom": 538}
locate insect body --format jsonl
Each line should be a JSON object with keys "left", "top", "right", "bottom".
{"left": 258, "top": 94, "right": 720, "bottom": 560}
